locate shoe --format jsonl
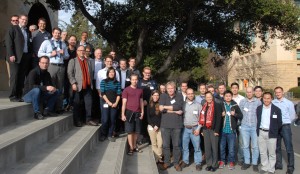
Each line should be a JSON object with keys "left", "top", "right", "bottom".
{"left": 99, "top": 135, "right": 106, "bottom": 142}
{"left": 34, "top": 112, "right": 45, "bottom": 120}
{"left": 180, "top": 162, "right": 188, "bottom": 168}
{"left": 196, "top": 164, "right": 202, "bottom": 171}
{"left": 205, "top": 166, "right": 212, "bottom": 171}
{"left": 133, "top": 147, "right": 143, "bottom": 153}
{"left": 86, "top": 120, "right": 98, "bottom": 126}
{"left": 286, "top": 169, "right": 294, "bottom": 174}
{"left": 137, "top": 140, "right": 143, "bottom": 145}
{"left": 219, "top": 161, "right": 225, "bottom": 169}
{"left": 275, "top": 165, "right": 283, "bottom": 170}
{"left": 127, "top": 149, "right": 133, "bottom": 156}
{"left": 56, "top": 110, "right": 64, "bottom": 115}
{"left": 228, "top": 162, "right": 235, "bottom": 170}
{"left": 210, "top": 167, "right": 217, "bottom": 172}
{"left": 43, "top": 108, "right": 58, "bottom": 117}
{"left": 158, "top": 163, "right": 169, "bottom": 170}
{"left": 10, "top": 97, "right": 23, "bottom": 102}
{"left": 108, "top": 137, "right": 116, "bottom": 142}
{"left": 74, "top": 122, "right": 83, "bottom": 127}
{"left": 253, "top": 165, "right": 259, "bottom": 172}
{"left": 241, "top": 163, "right": 251, "bottom": 170}
{"left": 174, "top": 164, "right": 182, "bottom": 171}
{"left": 237, "top": 161, "right": 244, "bottom": 166}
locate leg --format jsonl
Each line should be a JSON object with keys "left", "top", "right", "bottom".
{"left": 108, "top": 107, "right": 118, "bottom": 137}
{"left": 100, "top": 100, "right": 109, "bottom": 137}
{"left": 228, "top": 133, "right": 237, "bottom": 163}
{"left": 190, "top": 130, "right": 202, "bottom": 165}
{"left": 275, "top": 128, "right": 283, "bottom": 168}
{"left": 148, "top": 126, "right": 159, "bottom": 157}
{"left": 171, "top": 128, "right": 182, "bottom": 166}
{"left": 237, "top": 127, "right": 244, "bottom": 163}
{"left": 17, "top": 53, "right": 31, "bottom": 97}
{"left": 211, "top": 130, "right": 220, "bottom": 168}
{"left": 241, "top": 125, "right": 251, "bottom": 165}
{"left": 182, "top": 128, "right": 191, "bottom": 165}
{"left": 281, "top": 125, "right": 294, "bottom": 172}
{"left": 72, "top": 91, "right": 82, "bottom": 125}
{"left": 44, "top": 90, "right": 59, "bottom": 112}
{"left": 267, "top": 137, "right": 277, "bottom": 173}
{"left": 203, "top": 129, "right": 213, "bottom": 167}
{"left": 161, "top": 128, "right": 171, "bottom": 166}
{"left": 83, "top": 89, "right": 92, "bottom": 122}
{"left": 258, "top": 131, "right": 268, "bottom": 172}
{"left": 23, "top": 88, "right": 41, "bottom": 113}
{"left": 127, "top": 133, "right": 134, "bottom": 150}
{"left": 220, "top": 132, "right": 227, "bottom": 163}
{"left": 56, "top": 66, "right": 65, "bottom": 111}
{"left": 250, "top": 127, "right": 259, "bottom": 165}
{"left": 8, "top": 62, "right": 19, "bottom": 98}
{"left": 156, "top": 130, "right": 163, "bottom": 159}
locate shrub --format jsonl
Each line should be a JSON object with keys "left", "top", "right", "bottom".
{"left": 288, "top": 87, "right": 300, "bottom": 98}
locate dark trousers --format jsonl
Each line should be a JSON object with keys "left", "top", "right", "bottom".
{"left": 220, "top": 132, "right": 236, "bottom": 163}
{"left": 138, "top": 106, "right": 150, "bottom": 142}
{"left": 91, "top": 80, "right": 101, "bottom": 121}
{"left": 73, "top": 88, "right": 92, "bottom": 125}
{"left": 115, "top": 97, "right": 124, "bottom": 133}
{"left": 203, "top": 129, "right": 219, "bottom": 168}
{"left": 8, "top": 53, "right": 31, "bottom": 98}
{"left": 276, "top": 124, "right": 294, "bottom": 171}
{"left": 100, "top": 105, "right": 118, "bottom": 137}
{"left": 161, "top": 128, "right": 182, "bottom": 166}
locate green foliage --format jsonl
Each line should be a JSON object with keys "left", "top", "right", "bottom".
{"left": 288, "top": 87, "right": 300, "bottom": 98}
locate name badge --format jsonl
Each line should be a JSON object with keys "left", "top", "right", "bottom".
{"left": 103, "top": 104, "right": 109, "bottom": 108}
{"left": 227, "top": 111, "right": 231, "bottom": 116}
{"left": 170, "top": 99, "right": 176, "bottom": 104}
{"left": 44, "top": 37, "right": 48, "bottom": 40}
{"left": 193, "top": 111, "right": 198, "bottom": 115}
{"left": 29, "top": 38, "right": 32, "bottom": 42}
{"left": 201, "top": 110, "right": 205, "bottom": 114}
{"left": 126, "top": 78, "right": 130, "bottom": 81}
{"left": 244, "top": 108, "right": 249, "bottom": 112}
{"left": 273, "top": 115, "right": 277, "bottom": 118}
{"left": 150, "top": 86, "right": 154, "bottom": 90}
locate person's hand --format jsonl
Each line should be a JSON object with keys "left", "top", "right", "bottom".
{"left": 112, "top": 103, "right": 117, "bottom": 108}
{"left": 46, "top": 86, "right": 56, "bottom": 92}
{"left": 214, "top": 133, "right": 219, "bottom": 136}
{"left": 194, "top": 130, "right": 200, "bottom": 136}
{"left": 154, "top": 126, "right": 159, "bottom": 131}
{"left": 9, "top": 56, "right": 15, "bottom": 62}
{"left": 230, "top": 110, "right": 235, "bottom": 116}
{"left": 51, "top": 50, "right": 57, "bottom": 57}
{"left": 72, "top": 84, "right": 77, "bottom": 91}
{"left": 139, "top": 112, "right": 144, "bottom": 120}
{"left": 143, "top": 100, "right": 147, "bottom": 106}
{"left": 201, "top": 132, "right": 204, "bottom": 136}
{"left": 59, "top": 49, "right": 64, "bottom": 55}
{"left": 222, "top": 111, "right": 225, "bottom": 117}
{"left": 121, "top": 115, "right": 126, "bottom": 121}
{"left": 176, "top": 110, "right": 183, "bottom": 115}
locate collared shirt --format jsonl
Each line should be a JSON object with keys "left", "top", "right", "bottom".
{"left": 94, "top": 58, "right": 103, "bottom": 80}
{"left": 240, "top": 97, "right": 261, "bottom": 127}
{"left": 32, "top": 30, "right": 51, "bottom": 54}
{"left": 184, "top": 100, "right": 202, "bottom": 131}
{"left": 96, "top": 67, "right": 120, "bottom": 89}
{"left": 20, "top": 25, "right": 28, "bottom": 53}
{"left": 260, "top": 105, "right": 271, "bottom": 129}
{"left": 272, "top": 98, "right": 296, "bottom": 124}
{"left": 120, "top": 69, "right": 127, "bottom": 89}
{"left": 38, "top": 38, "right": 69, "bottom": 64}
{"left": 195, "top": 95, "right": 205, "bottom": 105}
{"left": 223, "top": 102, "right": 233, "bottom": 133}
{"left": 233, "top": 94, "right": 245, "bottom": 105}
{"left": 182, "top": 92, "right": 187, "bottom": 101}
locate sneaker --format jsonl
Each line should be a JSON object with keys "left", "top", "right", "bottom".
{"left": 219, "top": 161, "right": 225, "bottom": 169}
{"left": 196, "top": 164, "right": 202, "bottom": 171}
{"left": 34, "top": 112, "right": 45, "bottom": 120}
{"left": 241, "top": 163, "right": 251, "bottom": 170}
{"left": 180, "top": 162, "right": 188, "bottom": 168}
{"left": 228, "top": 162, "right": 235, "bottom": 170}
{"left": 253, "top": 165, "right": 259, "bottom": 172}
{"left": 108, "top": 137, "right": 116, "bottom": 142}
{"left": 174, "top": 164, "right": 182, "bottom": 171}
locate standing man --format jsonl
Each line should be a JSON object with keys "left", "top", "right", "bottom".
{"left": 67, "top": 46, "right": 97, "bottom": 127}
{"left": 217, "top": 83, "right": 226, "bottom": 100}
{"left": 158, "top": 81, "right": 184, "bottom": 171}
{"left": 127, "top": 57, "right": 141, "bottom": 80}
{"left": 239, "top": 87, "right": 261, "bottom": 172}
{"left": 10, "top": 15, "right": 19, "bottom": 25}
{"left": 257, "top": 92, "right": 282, "bottom": 174}
{"left": 32, "top": 18, "right": 52, "bottom": 68}
{"left": 38, "top": 27, "right": 69, "bottom": 113}
{"left": 181, "top": 88, "right": 203, "bottom": 171}
{"left": 77, "top": 31, "right": 94, "bottom": 58}
{"left": 121, "top": 74, "right": 144, "bottom": 155}
{"left": 109, "top": 51, "right": 119, "bottom": 69}
{"left": 29, "top": 25, "right": 37, "bottom": 33}
{"left": 254, "top": 86, "right": 264, "bottom": 102}
{"left": 5, "top": 14, "right": 32, "bottom": 102}
{"left": 272, "top": 87, "right": 295, "bottom": 174}
{"left": 195, "top": 83, "right": 207, "bottom": 105}
{"left": 180, "top": 82, "right": 188, "bottom": 101}
{"left": 61, "top": 31, "right": 68, "bottom": 44}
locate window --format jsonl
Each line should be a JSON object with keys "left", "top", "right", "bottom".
{"left": 297, "top": 49, "right": 300, "bottom": 60}
{"left": 298, "top": 77, "right": 300, "bottom": 87}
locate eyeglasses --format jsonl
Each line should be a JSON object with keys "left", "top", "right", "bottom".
{"left": 11, "top": 20, "right": 18, "bottom": 22}
{"left": 77, "top": 50, "right": 86, "bottom": 52}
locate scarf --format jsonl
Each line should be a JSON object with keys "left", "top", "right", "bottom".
{"left": 199, "top": 101, "right": 215, "bottom": 128}
{"left": 77, "top": 57, "right": 91, "bottom": 89}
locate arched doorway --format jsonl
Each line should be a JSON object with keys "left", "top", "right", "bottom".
{"left": 28, "top": 2, "right": 52, "bottom": 33}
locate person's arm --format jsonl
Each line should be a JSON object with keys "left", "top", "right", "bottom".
{"left": 140, "top": 98, "right": 144, "bottom": 119}
{"left": 62, "top": 43, "right": 69, "bottom": 60}
{"left": 289, "top": 101, "right": 296, "bottom": 121}
{"left": 121, "top": 98, "right": 127, "bottom": 121}
{"left": 67, "top": 59, "right": 77, "bottom": 91}
{"left": 5, "top": 26, "right": 15, "bottom": 58}
{"left": 96, "top": 71, "right": 102, "bottom": 96}
{"left": 38, "top": 40, "right": 52, "bottom": 58}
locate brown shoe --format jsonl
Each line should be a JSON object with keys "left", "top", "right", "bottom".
{"left": 174, "top": 164, "right": 182, "bottom": 172}
{"left": 180, "top": 162, "right": 188, "bottom": 168}
{"left": 158, "top": 163, "right": 169, "bottom": 170}
{"left": 86, "top": 120, "right": 98, "bottom": 126}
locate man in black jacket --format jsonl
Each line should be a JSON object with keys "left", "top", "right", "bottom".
{"left": 23, "top": 56, "right": 59, "bottom": 120}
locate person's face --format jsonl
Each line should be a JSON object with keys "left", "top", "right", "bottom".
{"left": 19, "top": 16, "right": 28, "bottom": 27}
{"left": 52, "top": 29, "right": 61, "bottom": 40}
{"left": 130, "top": 75, "right": 138, "bottom": 86}
{"left": 181, "top": 83, "right": 188, "bottom": 93}
{"left": 152, "top": 92, "right": 160, "bottom": 102}
{"left": 275, "top": 88, "right": 284, "bottom": 100}
{"left": 39, "top": 58, "right": 49, "bottom": 70}
{"left": 224, "top": 93, "right": 232, "bottom": 102}
{"left": 108, "top": 69, "right": 115, "bottom": 79}
{"left": 94, "top": 49, "right": 102, "bottom": 59}
{"left": 61, "top": 32, "right": 68, "bottom": 41}
{"left": 29, "top": 27, "right": 36, "bottom": 33}
{"left": 246, "top": 88, "right": 254, "bottom": 99}
{"left": 167, "top": 84, "right": 175, "bottom": 96}
{"left": 143, "top": 69, "right": 151, "bottom": 80}
{"left": 81, "top": 33, "right": 88, "bottom": 41}
{"left": 218, "top": 85, "right": 225, "bottom": 95}
{"left": 11, "top": 16, "right": 19, "bottom": 25}
{"left": 105, "top": 58, "right": 113, "bottom": 68}
{"left": 110, "top": 51, "right": 116, "bottom": 59}
{"left": 208, "top": 87, "right": 215, "bottom": 94}
{"left": 199, "top": 85, "right": 206, "bottom": 95}
{"left": 38, "top": 20, "right": 46, "bottom": 30}
{"left": 85, "top": 48, "right": 91, "bottom": 57}
{"left": 77, "top": 46, "right": 86, "bottom": 58}
{"left": 186, "top": 89, "right": 194, "bottom": 101}
{"left": 129, "top": 59, "right": 136, "bottom": 67}
{"left": 68, "top": 36, "right": 77, "bottom": 47}
{"left": 119, "top": 60, "right": 127, "bottom": 70}
{"left": 231, "top": 85, "right": 239, "bottom": 95}
{"left": 254, "top": 88, "right": 263, "bottom": 98}
{"left": 159, "top": 85, "right": 166, "bottom": 93}
{"left": 205, "top": 93, "right": 213, "bottom": 103}
{"left": 263, "top": 94, "right": 272, "bottom": 106}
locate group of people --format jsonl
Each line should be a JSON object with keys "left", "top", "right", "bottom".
{"left": 3, "top": 14, "right": 296, "bottom": 174}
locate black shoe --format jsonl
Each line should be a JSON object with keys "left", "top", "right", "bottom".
{"left": 210, "top": 167, "right": 217, "bottom": 172}
{"left": 74, "top": 122, "right": 83, "bottom": 127}
{"left": 253, "top": 165, "right": 259, "bottom": 172}
{"left": 137, "top": 140, "right": 143, "bottom": 145}
{"left": 241, "top": 163, "right": 251, "bottom": 170}
{"left": 10, "top": 97, "right": 23, "bottom": 102}
{"left": 34, "top": 112, "right": 45, "bottom": 120}
{"left": 237, "top": 161, "right": 244, "bottom": 166}
{"left": 99, "top": 135, "right": 106, "bottom": 142}
{"left": 43, "top": 108, "right": 58, "bottom": 117}
{"left": 205, "top": 166, "right": 212, "bottom": 171}
{"left": 275, "top": 165, "right": 283, "bottom": 170}
{"left": 56, "top": 110, "right": 64, "bottom": 115}
{"left": 196, "top": 164, "right": 202, "bottom": 171}
{"left": 286, "top": 169, "right": 294, "bottom": 174}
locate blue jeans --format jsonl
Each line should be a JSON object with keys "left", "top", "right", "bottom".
{"left": 240, "top": 125, "right": 259, "bottom": 165}
{"left": 182, "top": 127, "right": 202, "bottom": 165}
{"left": 100, "top": 98, "right": 118, "bottom": 137}
{"left": 276, "top": 124, "right": 294, "bottom": 171}
{"left": 23, "top": 88, "right": 58, "bottom": 113}
{"left": 220, "top": 132, "right": 236, "bottom": 163}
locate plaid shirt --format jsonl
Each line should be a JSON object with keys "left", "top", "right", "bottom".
{"left": 223, "top": 102, "right": 233, "bottom": 133}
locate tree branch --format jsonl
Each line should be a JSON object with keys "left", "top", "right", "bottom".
{"left": 136, "top": 26, "right": 148, "bottom": 65}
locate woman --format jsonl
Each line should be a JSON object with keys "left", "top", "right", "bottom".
{"left": 199, "top": 91, "right": 222, "bottom": 172}
{"left": 99, "top": 67, "right": 121, "bottom": 142}
{"left": 147, "top": 90, "right": 163, "bottom": 163}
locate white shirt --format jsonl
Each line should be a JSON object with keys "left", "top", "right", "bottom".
{"left": 96, "top": 67, "right": 120, "bottom": 89}
{"left": 94, "top": 59, "right": 103, "bottom": 80}
{"left": 260, "top": 105, "right": 271, "bottom": 129}
{"left": 120, "top": 69, "right": 127, "bottom": 89}
{"left": 233, "top": 94, "right": 245, "bottom": 106}
{"left": 38, "top": 38, "right": 69, "bottom": 64}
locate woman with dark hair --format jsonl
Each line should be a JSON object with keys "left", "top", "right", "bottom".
{"left": 147, "top": 90, "right": 163, "bottom": 163}
{"left": 99, "top": 67, "right": 121, "bottom": 142}
{"left": 199, "top": 92, "right": 222, "bottom": 172}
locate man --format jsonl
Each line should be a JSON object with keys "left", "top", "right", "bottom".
{"left": 5, "top": 14, "right": 32, "bottom": 102}
{"left": 257, "top": 92, "right": 282, "bottom": 174}
{"left": 138, "top": 67, "right": 158, "bottom": 144}
{"left": 181, "top": 88, "right": 202, "bottom": 171}
{"left": 159, "top": 81, "right": 184, "bottom": 171}
{"left": 121, "top": 74, "right": 144, "bottom": 154}
{"left": 207, "top": 84, "right": 222, "bottom": 104}
{"left": 254, "top": 86, "right": 264, "bottom": 102}
{"left": 127, "top": 57, "right": 141, "bottom": 81}
{"left": 117, "top": 59, "right": 128, "bottom": 91}
{"left": 239, "top": 87, "right": 261, "bottom": 172}
{"left": 231, "top": 82, "right": 245, "bottom": 166}
{"left": 76, "top": 31, "right": 94, "bottom": 58}
{"left": 10, "top": 15, "right": 19, "bottom": 25}
{"left": 38, "top": 27, "right": 69, "bottom": 113}
{"left": 109, "top": 51, "right": 119, "bottom": 69}
{"left": 180, "top": 82, "right": 188, "bottom": 101}
{"left": 85, "top": 46, "right": 92, "bottom": 59}
{"left": 67, "top": 46, "right": 97, "bottom": 127}
{"left": 67, "top": 35, "right": 77, "bottom": 60}
{"left": 61, "top": 31, "right": 68, "bottom": 44}
{"left": 23, "top": 56, "right": 59, "bottom": 120}
{"left": 159, "top": 84, "right": 166, "bottom": 94}
{"left": 32, "top": 18, "right": 52, "bottom": 68}
{"left": 217, "top": 83, "right": 226, "bottom": 100}
{"left": 195, "top": 83, "right": 207, "bottom": 105}
{"left": 29, "top": 25, "right": 37, "bottom": 33}
{"left": 272, "top": 87, "right": 295, "bottom": 174}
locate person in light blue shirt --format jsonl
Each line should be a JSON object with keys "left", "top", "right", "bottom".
{"left": 272, "top": 86, "right": 295, "bottom": 174}
{"left": 195, "top": 83, "right": 207, "bottom": 106}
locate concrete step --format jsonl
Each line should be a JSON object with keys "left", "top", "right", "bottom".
{"left": 0, "top": 113, "right": 73, "bottom": 171}
{"left": 5, "top": 126, "right": 99, "bottom": 174}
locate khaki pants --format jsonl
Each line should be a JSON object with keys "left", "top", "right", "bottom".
{"left": 147, "top": 125, "right": 163, "bottom": 159}
{"left": 258, "top": 130, "right": 277, "bottom": 173}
